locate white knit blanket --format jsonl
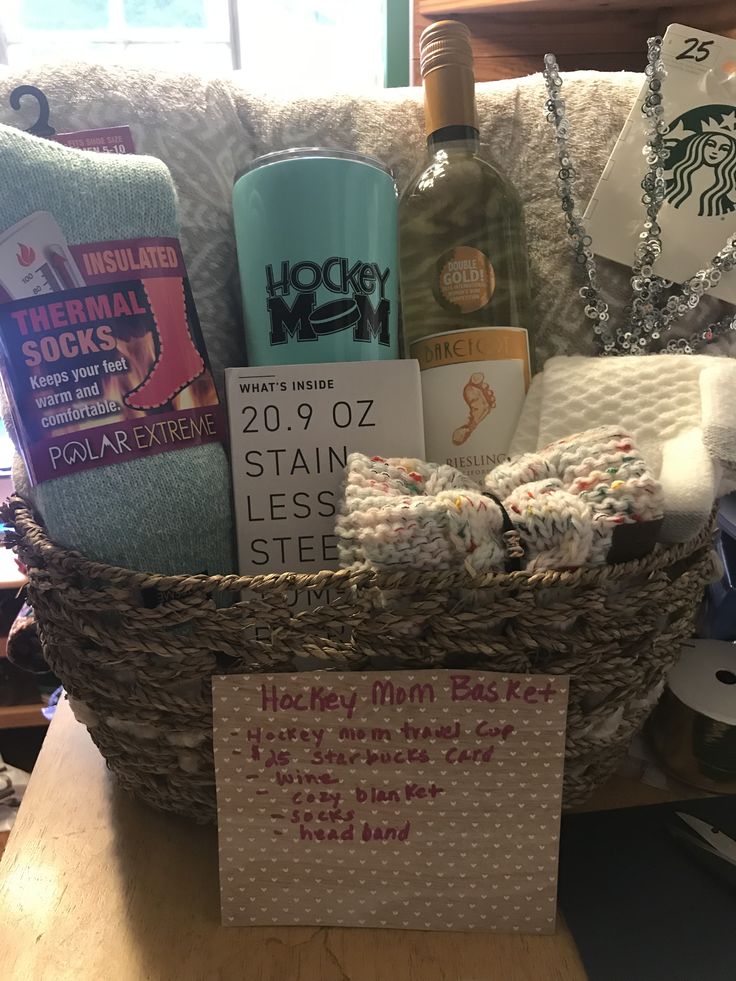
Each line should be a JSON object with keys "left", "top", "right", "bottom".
{"left": 511, "top": 354, "right": 736, "bottom": 541}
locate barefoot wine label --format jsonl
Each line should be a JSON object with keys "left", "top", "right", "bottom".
{"left": 0, "top": 211, "right": 224, "bottom": 483}
{"left": 233, "top": 149, "right": 399, "bottom": 366}
{"left": 400, "top": 21, "right": 532, "bottom": 482}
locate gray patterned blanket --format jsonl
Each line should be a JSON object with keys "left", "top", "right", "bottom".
{"left": 2, "top": 63, "right": 722, "bottom": 390}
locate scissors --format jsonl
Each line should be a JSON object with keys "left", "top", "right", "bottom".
{"left": 669, "top": 812, "right": 736, "bottom": 888}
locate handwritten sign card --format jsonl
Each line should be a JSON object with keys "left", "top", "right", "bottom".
{"left": 213, "top": 670, "right": 569, "bottom": 933}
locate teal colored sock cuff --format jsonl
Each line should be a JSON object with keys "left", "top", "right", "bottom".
{"left": 0, "top": 123, "right": 178, "bottom": 243}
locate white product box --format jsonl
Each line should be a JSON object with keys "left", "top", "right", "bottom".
{"left": 226, "top": 360, "right": 425, "bottom": 578}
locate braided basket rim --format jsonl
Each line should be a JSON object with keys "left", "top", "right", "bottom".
{"left": 4, "top": 493, "right": 716, "bottom": 818}
{"left": 1, "top": 494, "right": 715, "bottom": 596}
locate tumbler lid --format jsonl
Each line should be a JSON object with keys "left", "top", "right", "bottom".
{"left": 234, "top": 147, "right": 393, "bottom": 183}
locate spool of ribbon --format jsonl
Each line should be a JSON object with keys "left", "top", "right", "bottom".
{"left": 651, "top": 640, "right": 736, "bottom": 793}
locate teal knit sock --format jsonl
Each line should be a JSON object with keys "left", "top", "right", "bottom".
{"left": 0, "top": 124, "right": 235, "bottom": 577}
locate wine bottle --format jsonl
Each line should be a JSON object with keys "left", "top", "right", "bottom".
{"left": 399, "top": 20, "right": 532, "bottom": 483}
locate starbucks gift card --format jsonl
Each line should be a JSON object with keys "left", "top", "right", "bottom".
{"left": 585, "top": 24, "right": 736, "bottom": 305}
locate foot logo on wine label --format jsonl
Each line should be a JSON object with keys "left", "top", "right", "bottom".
{"left": 452, "top": 371, "right": 496, "bottom": 445}
{"left": 265, "top": 257, "right": 392, "bottom": 347}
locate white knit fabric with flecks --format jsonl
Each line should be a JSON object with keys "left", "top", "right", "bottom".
{"left": 337, "top": 427, "right": 664, "bottom": 575}
{"left": 510, "top": 354, "right": 736, "bottom": 542}
{"left": 336, "top": 454, "right": 507, "bottom": 574}
{"left": 486, "top": 426, "right": 665, "bottom": 568}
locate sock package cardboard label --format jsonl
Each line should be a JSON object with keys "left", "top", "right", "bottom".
{"left": 53, "top": 126, "right": 135, "bottom": 155}
{"left": 0, "top": 210, "right": 225, "bottom": 483}
{"left": 585, "top": 23, "right": 736, "bottom": 304}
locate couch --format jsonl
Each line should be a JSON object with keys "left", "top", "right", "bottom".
{"left": 3, "top": 62, "right": 713, "bottom": 392}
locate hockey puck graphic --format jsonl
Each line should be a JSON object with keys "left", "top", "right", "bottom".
{"left": 309, "top": 298, "right": 361, "bottom": 334}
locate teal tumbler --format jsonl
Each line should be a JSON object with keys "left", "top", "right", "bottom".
{"left": 233, "top": 148, "right": 399, "bottom": 366}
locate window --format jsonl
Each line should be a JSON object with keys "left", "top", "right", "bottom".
{"left": 0, "top": 0, "right": 402, "bottom": 89}
{"left": 240, "top": 1, "right": 387, "bottom": 90}
{"left": 4, "top": 0, "right": 235, "bottom": 71}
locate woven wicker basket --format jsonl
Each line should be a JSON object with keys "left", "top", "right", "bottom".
{"left": 2, "top": 495, "right": 716, "bottom": 822}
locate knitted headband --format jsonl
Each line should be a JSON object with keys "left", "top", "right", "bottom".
{"left": 336, "top": 426, "right": 665, "bottom": 575}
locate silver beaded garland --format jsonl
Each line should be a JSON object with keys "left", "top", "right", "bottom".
{"left": 543, "top": 38, "right": 736, "bottom": 355}
{"left": 543, "top": 54, "right": 614, "bottom": 350}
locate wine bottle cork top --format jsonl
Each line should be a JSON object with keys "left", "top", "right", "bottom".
{"left": 419, "top": 20, "right": 473, "bottom": 77}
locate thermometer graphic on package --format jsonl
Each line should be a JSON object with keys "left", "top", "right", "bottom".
{"left": 0, "top": 211, "right": 84, "bottom": 300}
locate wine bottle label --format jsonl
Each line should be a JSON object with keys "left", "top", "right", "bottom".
{"left": 436, "top": 247, "right": 495, "bottom": 313}
{"left": 410, "top": 326, "right": 530, "bottom": 482}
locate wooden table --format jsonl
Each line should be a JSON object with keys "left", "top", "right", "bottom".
{"left": 0, "top": 700, "right": 691, "bottom": 981}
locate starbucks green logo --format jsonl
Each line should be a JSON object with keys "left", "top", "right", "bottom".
{"left": 664, "top": 104, "right": 736, "bottom": 217}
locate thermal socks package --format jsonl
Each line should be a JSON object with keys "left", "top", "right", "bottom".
{"left": 0, "top": 124, "right": 235, "bottom": 577}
